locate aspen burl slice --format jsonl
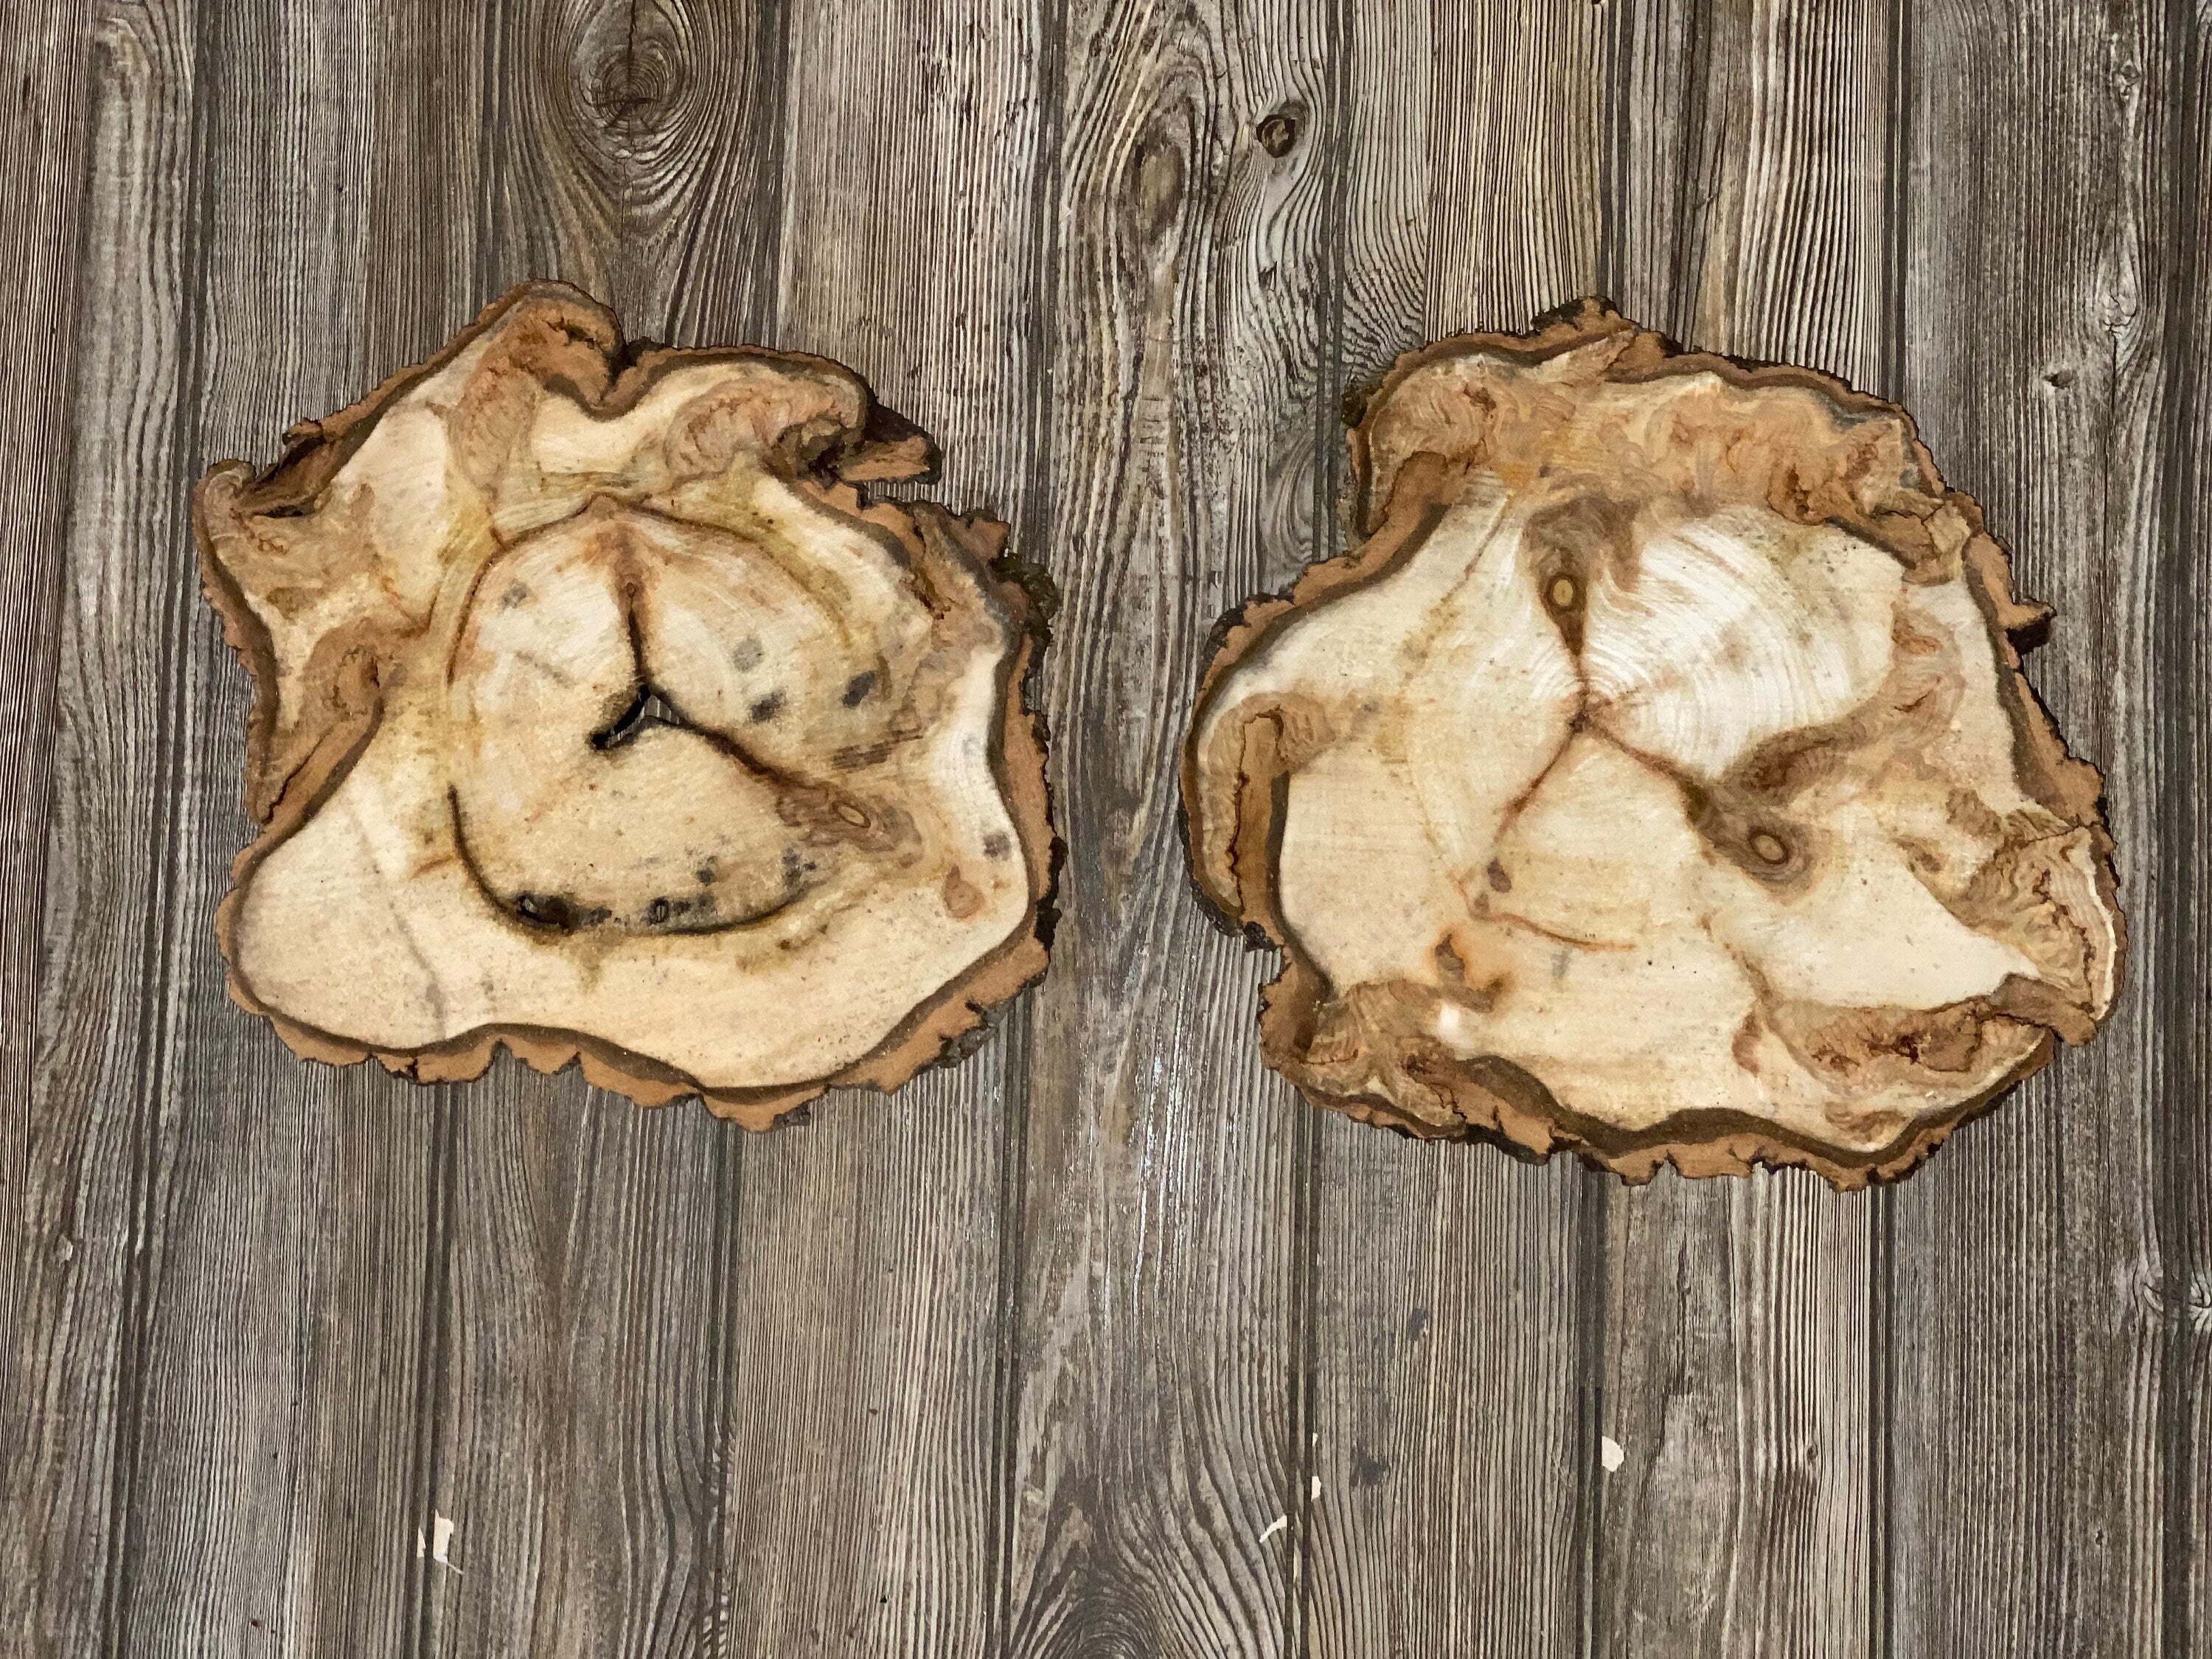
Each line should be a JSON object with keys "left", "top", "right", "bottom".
{"left": 198, "top": 282, "right": 1052, "bottom": 1125}
{"left": 1183, "top": 303, "right": 2122, "bottom": 1185}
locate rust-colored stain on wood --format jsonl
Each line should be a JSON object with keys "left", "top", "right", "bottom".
{"left": 5, "top": 1, "right": 2205, "bottom": 1656}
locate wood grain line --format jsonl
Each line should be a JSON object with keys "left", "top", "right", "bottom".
{"left": 990, "top": 2, "right": 1071, "bottom": 1648}
{"left": 404, "top": 1088, "right": 461, "bottom": 1659}
{"left": 352, "top": 13, "right": 505, "bottom": 1655}
{"left": 1287, "top": 12, "right": 1349, "bottom": 1625}
{"left": 100, "top": 0, "right": 215, "bottom": 1626}
{"left": 689, "top": 23, "right": 788, "bottom": 1643}
{"left": 355, "top": 13, "right": 487, "bottom": 1658}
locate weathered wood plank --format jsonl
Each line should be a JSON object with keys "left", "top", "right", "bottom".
{"left": 1425, "top": 1, "right": 1610, "bottom": 327}
{"left": 1886, "top": 0, "right": 2180, "bottom": 1652}
{"left": 1000, "top": 1, "right": 1337, "bottom": 1651}
{"left": 0, "top": 0, "right": 102, "bottom": 1640}
{"left": 2168, "top": 11, "right": 2211, "bottom": 1650}
{"left": 1593, "top": 1187, "right": 1874, "bottom": 1658}
{"left": 1303, "top": 1146, "right": 1595, "bottom": 1659}
{"left": 1592, "top": 1, "right": 1893, "bottom": 1652}
{"left": 1303, "top": 4, "right": 1610, "bottom": 1655}
{"left": 1613, "top": 0, "right": 1896, "bottom": 375}
{"left": 361, "top": 0, "right": 495, "bottom": 374}
{"left": 713, "top": 1083, "right": 1007, "bottom": 1656}
{"left": 97, "top": 5, "right": 456, "bottom": 1652}
{"left": 0, "top": 0, "right": 95, "bottom": 1352}
{"left": 408, "top": 5, "right": 782, "bottom": 1656}
{"left": 421, "top": 1100, "right": 735, "bottom": 1658}
{"left": 9, "top": 4, "right": 202, "bottom": 1652}
{"left": 704, "top": 4, "right": 1046, "bottom": 1654}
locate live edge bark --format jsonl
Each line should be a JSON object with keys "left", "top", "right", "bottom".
{"left": 1183, "top": 302, "right": 2124, "bottom": 1187}
{"left": 196, "top": 282, "right": 1055, "bottom": 1125}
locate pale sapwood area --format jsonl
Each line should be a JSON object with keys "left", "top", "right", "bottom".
{"left": 1183, "top": 302, "right": 2124, "bottom": 1186}
{"left": 196, "top": 282, "right": 1054, "bottom": 1125}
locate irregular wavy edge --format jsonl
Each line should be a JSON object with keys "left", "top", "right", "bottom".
{"left": 195, "top": 279, "right": 1059, "bottom": 1128}
{"left": 1179, "top": 297, "right": 2125, "bottom": 1189}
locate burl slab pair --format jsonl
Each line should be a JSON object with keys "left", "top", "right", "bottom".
{"left": 198, "top": 286, "right": 2121, "bottom": 1186}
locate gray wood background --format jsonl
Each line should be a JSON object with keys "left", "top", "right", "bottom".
{"left": 4, "top": 0, "right": 2206, "bottom": 1653}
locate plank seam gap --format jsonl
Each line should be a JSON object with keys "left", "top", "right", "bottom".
{"left": 403, "top": 1086, "right": 462, "bottom": 1659}
{"left": 1869, "top": 2, "right": 1913, "bottom": 1653}
{"left": 696, "top": 1124, "right": 745, "bottom": 1659}
{"left": 1290, "top": 1, "right": 1354, "bottom": 1649}
{"left": 2152, "top": 3, "right": 2207, "bottom": 1655}
{"left": 990, "top": 0, "right": 1069, "bottom": 1648}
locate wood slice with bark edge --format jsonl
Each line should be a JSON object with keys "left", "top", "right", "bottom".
{"left": 196, "top": 281, "right": 1054, "bottom": 1127}
{"left": 1181, "top": 300, "right": 2124, "bottom": 1188}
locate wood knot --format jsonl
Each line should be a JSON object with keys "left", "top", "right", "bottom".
{"left": 585, "top": 34, "right": 679, "bottom": 142}
{"left": 942, "top": 868, "right": 984, "bottom": 919}
{"left": 1256, "top": 108, "right": 1301, "bottom": 157}
{"left": 1127, "top": 136, "right": 1187, "bottom": 245}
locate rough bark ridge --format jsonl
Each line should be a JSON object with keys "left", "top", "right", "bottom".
{"left": 198, "top": 282, "right": 1054, "bottom": 1124}
{"left": 1183, "top": 302, "right": 2123, "bottom": 1186}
